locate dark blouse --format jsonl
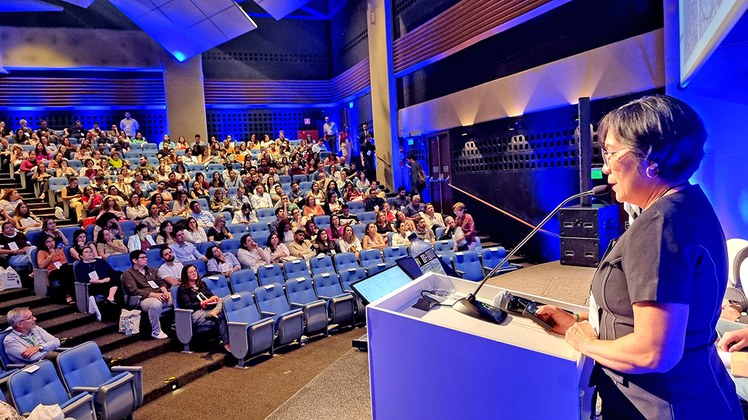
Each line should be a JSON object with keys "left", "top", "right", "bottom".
{"left": 177, "top": 282, "right": 215, "bottom": 311}
{"left": 589, "top": 185, "right": 740, "bottom": 418}
{"left": 207, "top": 227, "right": 229, "bottom": 242}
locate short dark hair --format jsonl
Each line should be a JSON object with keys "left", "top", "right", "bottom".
{"left": 189, "top": 200, "right": 199, "bottom": 210}
{"left": 130, "top": 250, "right": 146, "bottom": 265}
{"left": 597, "top": 95, "right": 706, "bottom": 182}
{"left": 275, "top": 207, "right": 284, "bottom": 216}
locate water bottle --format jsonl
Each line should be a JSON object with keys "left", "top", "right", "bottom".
{"left": 408, "top": 233, "right": 445, "bottom": 275}
{"left": 124, "top": 318, "right": 132, "bottom": 336}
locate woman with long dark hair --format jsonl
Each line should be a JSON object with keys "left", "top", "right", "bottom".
{"left": 37, "top": 234, "right": 75, "bottom": 304}
{"left": 312, "top": 229, "right": 338, "bottom": 256}
{"left": 177, "top": 264, "right": 230, "bottom": 352}
{"left": 69, "top": 228, "right": 98, "bottom": 261}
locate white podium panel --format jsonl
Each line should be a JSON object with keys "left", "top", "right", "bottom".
{"left": 367, "top": 273, "right": 592, "bottom": 420}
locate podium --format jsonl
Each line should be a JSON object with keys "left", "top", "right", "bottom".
{"left": 366, "top": 273, "right": 593, "bottom": 419}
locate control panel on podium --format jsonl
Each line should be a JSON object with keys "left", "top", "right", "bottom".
{"left": 366, "top": 272, "right": 593, "bottom": 420}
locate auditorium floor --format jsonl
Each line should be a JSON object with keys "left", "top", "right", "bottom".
{"left": 135, "top": 327, "right": 364, "bottom": 420}
{"left": 135, "top": 262, "right": 596, "bottom": 419}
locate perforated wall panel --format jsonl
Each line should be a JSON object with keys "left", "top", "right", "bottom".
{"left": 205, "top": 108, "right": 324, "bottom": 142}
{"left": 452, "top": 130, "right": 578, "bottom": 174}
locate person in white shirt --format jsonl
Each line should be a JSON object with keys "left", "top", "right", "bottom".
{"left": 250, "top": 185, "right": 273, "bottom": 210}
{"left": 119, "top": 112, "right": 139, "bottom": 138}
{"left": 236, "top": 233, "right": 271, "bottom": 272}
{"left": 157, "top": 247, "right": 183, "bottom": 287}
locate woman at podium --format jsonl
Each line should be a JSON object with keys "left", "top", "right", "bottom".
{"left": 537, "top": 95, "right": 741, "bottom": 419}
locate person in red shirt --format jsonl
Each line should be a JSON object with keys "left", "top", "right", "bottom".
{"left": 452, "top": 202, "right": 477, "bottom": 250}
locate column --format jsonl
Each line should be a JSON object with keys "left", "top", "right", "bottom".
{"left": 366, "top": 0, "right": 401, "bottom": 191}
{"left": 162, "top": 53, "right": 207, "bottom": 141}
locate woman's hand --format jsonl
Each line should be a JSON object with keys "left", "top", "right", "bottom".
{"left": 535, "top": 305, "right": 578, "bottom": 335}
{"left": 565, "top": 321, "right": 598, "bottom": 353}
{"left": 718, "top": 328, "right": 748, "bottom": 352}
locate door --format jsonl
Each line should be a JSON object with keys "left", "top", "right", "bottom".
{"left": 427, "top": 131, "right": 453, "bottom": 214}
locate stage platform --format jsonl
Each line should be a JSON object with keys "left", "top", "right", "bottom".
{"left": 485, "top": 261, "right": 596, "bottom": 306}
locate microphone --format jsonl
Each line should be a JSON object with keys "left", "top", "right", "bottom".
{"left": 452, "top": 185, "right": 610, "bottom": 324}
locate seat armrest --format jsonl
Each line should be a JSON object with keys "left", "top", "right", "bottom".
{"left": 455, "top": 269, "right": 465, "bottom": 276}
{"left": 71, "top": 385, "right": 101, "bottom": 393}
{"left": 318, "top": 294, "right": 331, "bottom": 300}
{"left": 74, "top": 282, "right": 89, "bottom": 314}
{"left": 174, "top": 308, "right": 194, "bottom": 345}
{"left": 260, "top": 310, "right": 275, "bottom": 318}
{"left": 112, "top": 366, "right": 143, "bottom": 406}
{"left": 60, "top": 391, "right": 92, "bottom": 408}
{"left": 289, "top": 302, "right": 304, "bottom": 309}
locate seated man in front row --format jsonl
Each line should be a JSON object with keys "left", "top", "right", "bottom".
{"left": 121, "top": 250, "right": 172, "bottom": 340}
{"left": 3, "top": 307, "right": 61, "bottom": 364}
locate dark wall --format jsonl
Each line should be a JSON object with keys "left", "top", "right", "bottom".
{"left": 329, "top": 0, "right": 369, "bottom": 76}
{"left": 398, "top": 0, "right": 663, "bottom": 108}
{"left": 202, "top": 17, "right": 331, "bottom": 80}
{"left": 446, "top": 90, "right": 662, "bottom": 262}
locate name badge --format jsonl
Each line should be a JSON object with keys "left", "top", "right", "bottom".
{"left": 148, "top": 280, "right": 159, "bottom": 289}
{"left": 89, "top": 271, "right": 99, "bottom": 281}
{"left": 53, "top": 261, "right": 62, "bottom": 269}
{"left": 8, "top": 242, "right": 18, "bottom": 251}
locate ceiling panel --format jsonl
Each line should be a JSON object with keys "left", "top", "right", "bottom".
{"left": 253, "top": 0, "right": 313, "bottom": 20}
{"left": 108, "top": 0, "right": 257, "bottom": 62}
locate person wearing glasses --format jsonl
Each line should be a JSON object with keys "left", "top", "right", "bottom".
{"left": 3, "top": 307, "right": 61, "bottom": 364}
{"left": 121, "top": 250, "right": 171, "bottom": 340}
{"left": 536, "top": 95, "right": 740, "bottom": 418}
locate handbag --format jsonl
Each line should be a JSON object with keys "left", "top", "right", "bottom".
{"left": 118, "top": 308, "right": 141, "bottom": 336}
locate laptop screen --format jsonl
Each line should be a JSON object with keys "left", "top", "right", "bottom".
{"left": 350, "top": 265, "right": 412, "bottom": 305}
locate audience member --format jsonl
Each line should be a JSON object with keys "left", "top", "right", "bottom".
{"left": 391, "top": 186, "right": 410, "bottom": 210}
{"left": 362, "top": 222, "right": 387, "bottom": 251}
{"left": 313, "top": 229, "right": 339, "bottom": 256}
{"left": 453, "top": 202, "right": 477, "bottom": 250}
{"left": 128, "top": 223, "right": 156, "bottom": 251}
{"left": 236, "top": 234, "right": 271, "bottom": 271}
{"left": 265, "top": 232, "right": 292, "bottom": 263}
{"left": 288, "top": 229, "right": 315, "bottom": 261}
{"left": 157, "top": 247, "right": 183, "bottom": 287}
{"left": 156, "top": 221, "right": 175, "bottom": 246}
{"left": 413, "top": 216, "right": 435, "bottom": 245}
{"left": 176, "top": 264, "right": 230, "bottom": 352}
{"left": 74, "top": 246, "right": 121, "bottom": 304}
{"left": 0, "top": 222, "right": 32, "bottom": 280}
{"left": 121, "top": 250, "right": 171, "bottom": 339}
{"left": 69, "top": 228, "right": 97, "bottom": 261}
{"left": 404, "top": 194, "right": 426, "bottom": 218}
{"left": 207, "top": 214, "right": 232, "bottom": 243}
{"left": 95, "top": 226, "right": 128, "bottom": 258}
{"left": 206, "top": 245, "right": 240, "bottom": 277}
{"left": 189, "top": 200, "right": 215, "bottom": 229}
{"left": 337, "top": 225, "right": 362, "bottom": 258}
{"left": 182, "top": 216, "right": 208, "bottom": 244}
{"left": 37, "top": 234, "right": 75, "bottom": 304}
{"left": 170, "top": 230, "right": 207, "bottom": 262}
{"left": 3, "top": 307, "right": 61, "bottom": 364}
